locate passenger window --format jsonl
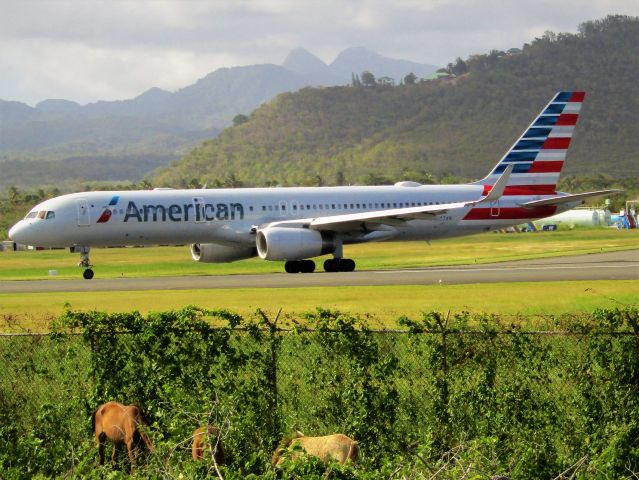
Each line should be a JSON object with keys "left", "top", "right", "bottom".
{"left": 46, "top": 211, "right": 55, "bottom": 219}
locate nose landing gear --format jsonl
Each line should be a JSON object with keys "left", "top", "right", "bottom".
{"left": 72, "top": 246, "right": 94, "bottom": 280}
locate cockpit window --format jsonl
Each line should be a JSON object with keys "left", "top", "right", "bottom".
{"left": 25, "top": 211, "right": 37, "bottom": 219}
{"left": 46, "top": 211, "right": 56, "bottom": 219}
{"left": 37, "top": 211, "right": 46, "bottom": 219}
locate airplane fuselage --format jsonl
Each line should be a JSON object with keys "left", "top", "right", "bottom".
{"left": 10, "top": 184, "right": 572, "bottom": 249}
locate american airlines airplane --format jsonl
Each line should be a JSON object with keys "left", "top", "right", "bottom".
{"left": 9, "top": 91, "right": 618, "bottom": 279}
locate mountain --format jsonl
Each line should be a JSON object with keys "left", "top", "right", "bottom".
{"left": 283, "top": 46, "right": 439, "bottom": 85}
{"left": 0, "top": 47, "right": 437, "bottom": 190}
{"left": 282, "top": 48, "right": 343, "bottom": 85}
{"left": 151, "top": 15, "right": 639, "bottom": 190}
{"left": 330, "top": 47, "right": 438, "bottom": 82}
{"left": 283, "top": 48, "right": 330, "bottom": 76}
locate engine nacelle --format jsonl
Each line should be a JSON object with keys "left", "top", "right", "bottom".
{"left": 190, "top": 242, "right": 256, "bottom": 263}
{"left": 256, "top": 227, "right": 336, "bottom": 261}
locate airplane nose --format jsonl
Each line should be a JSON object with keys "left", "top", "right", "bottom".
{"left": 8, "top": 222, "right": 25, "bottom": 243}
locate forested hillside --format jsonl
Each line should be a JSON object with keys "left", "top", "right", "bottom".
{"left": 152, "top": 15, "right": 639, "bottom": 189}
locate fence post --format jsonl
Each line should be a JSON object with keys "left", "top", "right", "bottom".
{"left": 257, "top": 308, "right": 282, "bottom": 447}
{"left": 435, "top": 311, "right": 451, "bottom": 445}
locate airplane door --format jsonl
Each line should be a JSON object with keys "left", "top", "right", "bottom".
{"left": 77, "top": 198, "right": 90, "bottom": 226}
{"left": 490, "top": 200, "right": 500, "bottom": 217}
{"left": 193, "top": 197, "right": 205, "bottom": 223}
{"left": 279, "top": 200, "right": 288, "bottom": 217}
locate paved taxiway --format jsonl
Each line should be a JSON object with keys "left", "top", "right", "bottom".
{"left": 1, "top": 250, "right": 637, "bottom": 294}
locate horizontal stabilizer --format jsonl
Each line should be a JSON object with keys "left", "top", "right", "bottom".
{"left": 519, "top": 189, "right": 623, "bottom": 208}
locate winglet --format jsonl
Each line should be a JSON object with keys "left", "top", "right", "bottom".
{"left": 477, "top": 164, "right": 513, "bottom": 204}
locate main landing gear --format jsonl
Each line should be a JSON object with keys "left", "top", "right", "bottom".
{"left": 284, "top": 260, "right": 316, "bottom": 273}
{"left": 283, "top": 258, "right": 357, "bottom": 274}
{"left": 323, "top": 258, "right": 356, "bottom": 272}
{"left": 72, "top": 246, "right": 94, "bottom": 280}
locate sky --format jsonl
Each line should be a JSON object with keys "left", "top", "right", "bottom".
{"left": 2, "top": 0, "right": 638, "bottom": 106}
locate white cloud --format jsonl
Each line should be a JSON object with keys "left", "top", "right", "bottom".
{"left": 0, "top": 0, "right": 637, "bottom": 105}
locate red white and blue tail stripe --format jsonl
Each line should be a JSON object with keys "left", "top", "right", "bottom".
{"left": 477, "top": 91, "right": 584, "bottom": 195}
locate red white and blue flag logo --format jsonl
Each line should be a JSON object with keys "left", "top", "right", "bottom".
{"left": 97, "top": 196, "right": 120, "bottom": 223}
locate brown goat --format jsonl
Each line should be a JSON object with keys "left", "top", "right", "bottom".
{"left": 191, "top": 425, "right": 225, "bottom": 464}
{"left": 272, "top": 432, "right": 359, "bottom": 466}
{"left": 92, "top": 401, "right": 154, "bottom": 471}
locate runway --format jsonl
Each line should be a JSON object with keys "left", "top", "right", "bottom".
{"left": 1, "top": 250, "right": 637, "bottom": 294}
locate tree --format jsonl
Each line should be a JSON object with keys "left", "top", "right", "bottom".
{"left": 232, "top": 114, "right": 249, "bottom": 127}
{"left": 450, "top": 58, "right": 468, "bottom": 76}
{"left": 404, "top": 72, "right": 417, "bottom": 85}
{"left": 361, "top": 71, "right": 376, "bottom": 87}
{"left": 7, "top": 186, "right": 22, "bottom": 206}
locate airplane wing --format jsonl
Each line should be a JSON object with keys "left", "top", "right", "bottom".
{"left": 519, "top": 189, "right": 623, "bottom": 208}
{"left": 266, "top": 166, "right": 514, "bottom": 233}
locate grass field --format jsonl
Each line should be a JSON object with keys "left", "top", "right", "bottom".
{"left": 1, "top": 228, "right": 637, "bottom": 280}
{"left": 1, "top": 227, "right": 636, "bottom": 332}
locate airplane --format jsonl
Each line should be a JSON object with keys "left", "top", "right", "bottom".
{"left": 8, "top": 91, "right": 620, "bottom": 279}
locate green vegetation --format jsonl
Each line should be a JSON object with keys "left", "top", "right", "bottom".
{"left": 2, "top": 306, "right": 639, "bottom": 478}
{"left": 1, "top": 281, "right": 637, "bottom": 332}
{"left": 152, "top": 15, "right": 639, "bottom": 204}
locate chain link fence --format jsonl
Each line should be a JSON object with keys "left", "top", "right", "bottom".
{"left": 1, "top": 308, "right": 638, "bottom": 477}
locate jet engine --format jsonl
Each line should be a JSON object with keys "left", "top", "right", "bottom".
{"left": 256, "top": 227, "right": 336, "bottom": 261}
{"left": 190, "top": 242, "right": 257, "bottom": 263}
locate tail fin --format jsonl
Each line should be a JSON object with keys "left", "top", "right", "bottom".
{"left": 476, "top": 91, "right": 585, "bottom": 195}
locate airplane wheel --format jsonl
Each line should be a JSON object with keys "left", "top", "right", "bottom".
{"left": 83, "top": 268, "right": 94, "bottom": 280}
{"left": 323, "top": 259, "right": 339, "bottom": 273}
{"left": 339, "top": 259, "right": 356, "bottom": 272}
{"left": 300, "top": 260, "right": 316, "bottom": 273}
{"left": 286, "top": 260, "right": 315, "bottom": 273}
{"left": 284, "top": 261, "right": 300, "bottom": 274}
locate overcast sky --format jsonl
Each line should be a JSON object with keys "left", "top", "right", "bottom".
{"left": 2, "top": 0, "right": 638, "bottom": 106}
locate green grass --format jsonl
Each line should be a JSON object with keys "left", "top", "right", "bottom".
{"left": 2, "top": 280, "right": 637, "bottom": 332}
{"left": 1, "top": 227, "right": 636, "bottom": 332}
{"left": 1, "top": 228, "right": 637, "bottom": 280}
